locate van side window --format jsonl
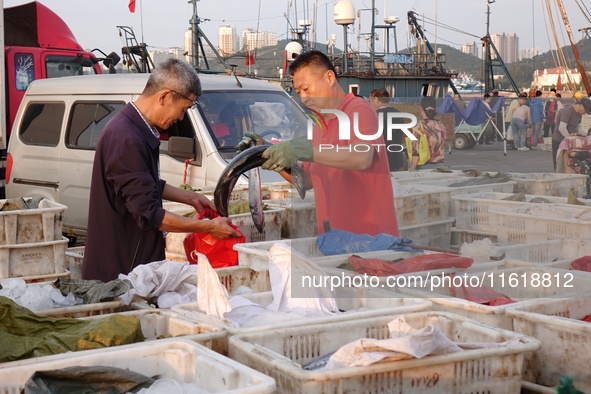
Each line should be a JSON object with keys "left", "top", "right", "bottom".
{"left": 19, "top": 102, "right": 65, "bottom": 147}
{"left": 67, "top": 102, "right": 126, "bottom": 149}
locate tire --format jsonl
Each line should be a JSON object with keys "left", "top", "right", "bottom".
{"left": 454, "top": 134, "right": 470, "bottom": 150}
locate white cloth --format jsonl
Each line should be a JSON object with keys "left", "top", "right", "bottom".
{"left": 118, "top": 260, "right": 197, "bottom": 307}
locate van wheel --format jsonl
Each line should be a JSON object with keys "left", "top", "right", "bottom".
{"left": 454, "top": 134, "right": 470, "bottom": 150}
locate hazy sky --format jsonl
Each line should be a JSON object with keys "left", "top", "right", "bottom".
{"left": 3, "top": 0, "right": 590, "bottom": 57}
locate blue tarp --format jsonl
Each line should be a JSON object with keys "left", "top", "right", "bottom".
{"left": 316, "top": 229, "right": 419, "bottom": 256}
{"left": 438, "top": 95, "right": 506, "bottom": 127}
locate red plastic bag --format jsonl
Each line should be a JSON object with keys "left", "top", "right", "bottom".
{"left": 182, "top": 210, "right": 245, "bottom": 268}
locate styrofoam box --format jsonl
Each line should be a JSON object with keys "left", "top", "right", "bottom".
{"left": 506, "top": 297, "right": 591, "bottom": 392}
{"left": 0, "top": 236, "right": 68, "bottom": 279}
{"left": 0, "top": 338, "right": 276, "bottom": 394}
{"left": 265, "top": 199, "right": 317, "bottom": 239}
{"left": 228, "top": 311, "right": 540, "bottom": 394}
{"left": 173, "top": 288, "right": 432, "bottom": 338}
{"left": 452, "top": 191, "right": 571, "bottom": 233}
{"left": 0, "top": 197, "right": 66, "bottom": 245}
{"left": 410, "top": 178, "right": 517, "bottom": 216}
{"left": 399, "top": 219, "right": 454, "bottom": 250}
{"left": 491, "top": 204, "right": 591, "bottom": 245}
{"left": 233, "top": 237, "right": 427, "bottom": 272}
{"left": 508, "top": 172, "right": 587, "bottom": 197}
{"left": 397, "top": 266, "right": 591, "bottom": 330}
{"left": 393, "top": 184, "right": 452, "bottom": 226}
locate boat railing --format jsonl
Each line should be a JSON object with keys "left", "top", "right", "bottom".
{"left": 329, "top": 51, "right": 451, "bottom": 78}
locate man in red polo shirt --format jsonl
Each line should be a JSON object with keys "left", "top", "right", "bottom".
{"left": 257, "top": 50, "right": 399, "bottom": 236}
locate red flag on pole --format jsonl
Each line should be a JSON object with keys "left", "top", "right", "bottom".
{"left": 245, "top": 51, "right": 255, "bottom": 66}
{"left": 556, "top": 73, "right": 562, "bottom": 90}
{"left": 128, "top": 0, "right": 136, "bottom": 13}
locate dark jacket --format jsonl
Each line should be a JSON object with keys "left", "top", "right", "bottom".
{"left": 377, "top": 106, "right": 407, "bottom": 171}
{"left": 82, "top": 103, "right": 167, "bottom": 282}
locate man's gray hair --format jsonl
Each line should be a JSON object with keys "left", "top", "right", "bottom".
{"left": 144, "top": 58, "right": 201, "bottom": 97}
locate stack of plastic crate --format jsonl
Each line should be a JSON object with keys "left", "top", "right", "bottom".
{"left": 0, "top": 197, "right": 69, "bottom": 282}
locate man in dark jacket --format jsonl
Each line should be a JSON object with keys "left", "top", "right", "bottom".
{"left": 82, "top": 58, "right": 239, "bottom": 282}
{"left": 369, "top": 88, "right": 407, "bottom": 171}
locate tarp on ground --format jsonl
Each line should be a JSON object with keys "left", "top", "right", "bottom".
{"left": 0, "top": 297, "right": 144, "bottom": 362}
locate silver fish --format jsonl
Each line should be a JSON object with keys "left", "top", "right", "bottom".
{"left": 302, "top": 351, "right": 336, "bottom": 371}
{"left": 248, "top": 167, "right": 264, "bottom": 233}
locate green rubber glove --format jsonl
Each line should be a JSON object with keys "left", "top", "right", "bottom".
{"left": 261, "top": 136, "right": 313, "bottom": 171}
{"left": 237, "top": 132, "right": 268, "bottom": 152}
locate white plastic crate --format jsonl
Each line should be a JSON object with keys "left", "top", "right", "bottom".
{"left": 452, "top": 192, "right": 569, "bottom": 233}
{"left": 399, "top": 219, "right": 453, "bottom": 250}
{"left": 0, "top": 236, "right": 68, "bottom": 279}
{"left": 233, "top": 237, "right": 427, "bottom": 272}
{"left": 397, "top": 266, "right": 591, "bottom": 330}
{"left": 33, "top": 296, "right": 153, "bottom": 319}
{"left": 265, "top": 199, "right": 317, "bottom": 239}
{"left": 411, "top": 178, "right": 517, "bottom": 217}
{"left": 450, "top": 228, "right": 497, "bottom": 249}
{"left": 0, "top": 338, "right": 275, "bottom": 394}
{"left": 506, "top": 297, "right": 591, "bottom": 392}
{"left": 227, "top": 311, "right": 539, "bottom": 394}
{"left": 393, "top": 184, "right": 452, "bottom": 226}
{"left": 498, "top": 239, "right": 591, "bottom": 267}
{"left": 65, "top": 245, "right": 84, "bottom": 279}
{"left": 392, "top": 170, "right": 468, "bottom": 184}
{"left": 492, "top": 204, "right": 591, "bottom": 245}
{"left": 173, "top": 287, "right": 432, "bottom": 337}
{"left": 0, "top": 197, "right": 66, "bottom": 245}
{"left": 508, "top": 172, "right": 587, "bottom": 197}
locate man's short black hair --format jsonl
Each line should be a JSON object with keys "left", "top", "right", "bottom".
{"left": 289, "top": 50, "right": 338, "bottom": 77}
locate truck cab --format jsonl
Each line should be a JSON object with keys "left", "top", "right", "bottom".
{"left": 3, "top": 1, "right": 107, "bottom": 134}
{"left": 5, "top": 73, "right": 309, "bottom": 239}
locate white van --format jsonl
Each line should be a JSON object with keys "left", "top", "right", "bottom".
{"left": 6, "top": 73, "right": 308, "bottom": 238}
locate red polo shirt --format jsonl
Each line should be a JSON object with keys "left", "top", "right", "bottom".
{"left": 304, "top": 93, "right": 399, "bottom": 236}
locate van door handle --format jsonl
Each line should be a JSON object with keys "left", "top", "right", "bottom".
{"left": 12, "top": 178, "right": 59, "bottom": 189}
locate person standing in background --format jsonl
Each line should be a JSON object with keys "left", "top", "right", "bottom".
{"left": 543, "top": 91, "right": 560, "bottom": 138}
{"left": 511, "top": 94, "right": 532, "bottom": 151}
{"left": 530, "top": 90, "right": 544, "bottom": 148}
{"left": 407, "top": 96, "right": 446, "bottom": 171}
{"left": 369, "top": 88, "right": 407, "bottom": 171}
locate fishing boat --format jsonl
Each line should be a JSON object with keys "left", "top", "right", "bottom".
{"left": 286, "top": 0, "right": 454, "bottom": 100}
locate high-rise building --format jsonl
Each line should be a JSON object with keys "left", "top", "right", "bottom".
{"left": 461, "top": 41, "right": 479, "bottom": 58}
{"left": 218, "top": 25, "right": 239, "bottom": 56}
{"left": 519, "top": 47, "right": 541, "bottom": 60}
{"left": 184, "top": 29, "right": 193, "bottom": 64}
{"left": 490, "top": 33, "right": 519, "bottom": 63}
{"left": 241, "top": 29, "right": 279, "bottom": 51}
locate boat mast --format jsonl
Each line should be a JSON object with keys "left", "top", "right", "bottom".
{"left": 555, "top": 0, "right": 590, "bottom": 95}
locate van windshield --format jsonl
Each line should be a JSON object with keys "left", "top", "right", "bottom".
{"left": 198, "top": 90, "right": 308, "bottom": 151}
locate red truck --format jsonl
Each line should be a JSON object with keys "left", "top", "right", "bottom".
{"left": 2, "top": 1, "right": 118, "bottom": 134}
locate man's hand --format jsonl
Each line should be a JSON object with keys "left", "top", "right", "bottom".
{"left": 261, "top": 137, "right": 313, "bottom": 172}
{"left": 189, "top": 193, "right": 216, "bottom": 216}
{"left": 237, "top": 132, "right": 268, "bottom": 152}
{"left": 207, "top": 216, "right": 241, "bottom": 239}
